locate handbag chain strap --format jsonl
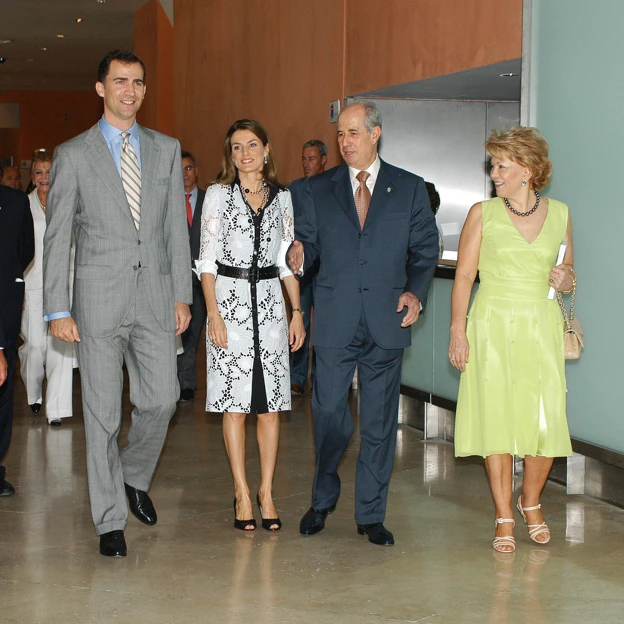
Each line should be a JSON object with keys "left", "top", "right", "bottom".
{"left": 556, "top": 287, "right": 576, "bottom": 331}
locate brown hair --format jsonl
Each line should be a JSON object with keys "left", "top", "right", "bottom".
{"left": 215, "top": 119, "right": 284, "bottom": 189}
{"left": 485, "top": 126, "right": 552, "bottom": 191}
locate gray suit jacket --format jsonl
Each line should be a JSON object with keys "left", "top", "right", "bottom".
{"left": 43, "top": 123, "right": 192, "bottom": 338}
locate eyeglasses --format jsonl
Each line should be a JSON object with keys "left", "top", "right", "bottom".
{"left": 183, "top": 165, "right": 195, "bottom": 172}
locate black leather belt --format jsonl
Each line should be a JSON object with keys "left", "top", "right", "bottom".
{"left": 216, "top": 262, "right": 279, "bottom": 283}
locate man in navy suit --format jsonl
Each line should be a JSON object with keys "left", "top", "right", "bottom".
{"left": 288, "top": 101, "right": 439, "bottom": 545}
{"left": 177, "top": 151, "right": 206, "bottom": 402}
{"left": 288, "top": 139, "right": 327, "bottom": 394}
{"left": 0, "top": 184, "right": 35, "bottom": 496}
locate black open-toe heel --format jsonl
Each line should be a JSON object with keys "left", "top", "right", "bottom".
{"left": 233, "top": 498, "right": 256, "bottom": 531}
{"left": 257, "top": 494, "right": 282, "bottom": 531}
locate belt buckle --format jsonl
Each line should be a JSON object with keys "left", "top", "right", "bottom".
{"left": 248, "top": 266, "right": 259, "bottom": 283}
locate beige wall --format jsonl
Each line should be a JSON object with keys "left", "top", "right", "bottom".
{"left": 172, "top": 0, "right": 522, "bottom": 185}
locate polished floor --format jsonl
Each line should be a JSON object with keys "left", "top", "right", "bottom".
{"left": 1, "top": 364, "right": 624, "bottom": 623}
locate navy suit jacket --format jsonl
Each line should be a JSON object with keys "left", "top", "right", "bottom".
{"left": 189, "top": 187, "right": 206, "bottom": 263}
{"left": 295, "top": 160, "right": 439, "bottom": 350}
{"left": 0, "top": 186, "right": 35, "bottom": 348}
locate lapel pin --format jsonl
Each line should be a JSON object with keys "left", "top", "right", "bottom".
{"left": 387, "top": 187, "right": 392, "bottom": 193}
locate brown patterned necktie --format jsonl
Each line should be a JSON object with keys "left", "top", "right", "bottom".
{"left": 355, "top": 170, "right": 371, "bottom": 229}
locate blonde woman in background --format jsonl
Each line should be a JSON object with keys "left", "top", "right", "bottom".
{"left": 19, "top": 150, "right": 76, "bottom": 426}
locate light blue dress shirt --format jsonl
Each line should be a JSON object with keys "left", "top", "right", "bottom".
{"left": 45, "top": 117, "right": 142, "bottom": 322}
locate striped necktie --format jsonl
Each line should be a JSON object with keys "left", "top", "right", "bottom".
{"left": 120, "top": 131, "right": 141, "bottom": 230}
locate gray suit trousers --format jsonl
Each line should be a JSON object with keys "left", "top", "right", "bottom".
{"left": 76, "top": 271, "right": 178, "bottom": 535}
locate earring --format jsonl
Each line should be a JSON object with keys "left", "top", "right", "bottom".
{"left": 264, "top": 155, "right": 268, "bottom": 165}
{"left": 522, "top": 179, "right": 527, "bottom": 186}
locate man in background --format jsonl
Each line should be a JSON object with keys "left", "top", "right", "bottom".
{"left": 177, "top": 151, "right": 206, "bottom": 402}
{"left": 43, "top": 50, "right": 191, "bottom": 557}
{"left": 288, "top": 139, "right": 327, "bottom": 394}
{"left": 0, "top": 183, "right": 35, "bottom": 496}
{"left": 1, "top": 165, "right": 22, "bottom": 190}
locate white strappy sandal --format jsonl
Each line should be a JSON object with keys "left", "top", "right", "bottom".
{"left": 493, "top": 518, "right": 516, "bottom": 553}
{"left": 517, "top": 496, "right": 551, "bottom": 544}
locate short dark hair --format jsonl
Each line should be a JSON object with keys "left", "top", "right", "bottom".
{"left": 97, "top": 50, "right": 146, "bottom": 83}
{"left": 302, "top": 139, "right": 328, "bottom": 158}
{"left": 181, "top": 151, "right": 197, "bottom": 168}
{"left": 425, "top": 181, "right": 440, "bottom": 215}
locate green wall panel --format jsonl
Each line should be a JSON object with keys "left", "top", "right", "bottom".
{"left": 530, "top": 0, "right": 624, "bottom": 452}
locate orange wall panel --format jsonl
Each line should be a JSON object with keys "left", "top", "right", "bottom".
{"left": 173, "top": 0, "right": 521, "bottom": 185}
{"left": 174, "top": 0, "right": 345, "bottom": 186}
{"left": 135, "top": 0, "right": 174, "bottom": 135}
{"left": 0, "top": 90, "right": 102, "bottom": 163}
{"left": 344, "top": 0, "right": 522, "bottom": 94}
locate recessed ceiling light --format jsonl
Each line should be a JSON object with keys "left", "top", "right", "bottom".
{"left": 0, "top": 39, "right": 13, "bottom": 45}
{"left": 97, "top": 0, "right": 106, "bottom": 3}
{"left": 41, "top": 47, "right": 48, "bottom": 51}
{"left": 499, "top": 73, "right": 520, "bottom": 78}
{"left": 57, "top": 34, "right": 65, "bottom": 38}
{"left": 76, "top": 18, "right": 83, "bottom": 23}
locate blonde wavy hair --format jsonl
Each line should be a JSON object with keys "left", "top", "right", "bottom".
{"left": 485, "top": 126, "right": 552, "bottom": 191}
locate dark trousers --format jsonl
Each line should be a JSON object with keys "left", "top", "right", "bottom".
{"left": 311, "top": 308, "right": 403, "bottom": 525}
{"left": 177, "top": 277, "right": 207, "bottom": 391}
{"left": 289, "top": 275, "right": 315, "bottom": 386}
{"left": 0, "top": 338, "right": 17, "bottom": 482}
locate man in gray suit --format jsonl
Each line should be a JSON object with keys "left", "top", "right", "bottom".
{"left": 43, "top": 50, "right": 192, "bottom": 557}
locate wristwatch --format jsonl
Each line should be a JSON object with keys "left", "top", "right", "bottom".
{"left": 292, "top": 308, "right": 305, "bottom": 315}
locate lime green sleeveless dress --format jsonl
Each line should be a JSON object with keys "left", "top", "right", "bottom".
{"left": 455, "top": 197, "right": 572, "bottom": 458}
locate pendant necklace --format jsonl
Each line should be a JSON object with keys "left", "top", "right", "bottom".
{"left": 504, "top": 190, "right": 540, "bottom": 217}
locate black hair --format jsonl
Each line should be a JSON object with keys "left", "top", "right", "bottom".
{"left": 97, "top": 50, "right": 146, "bottom": 83}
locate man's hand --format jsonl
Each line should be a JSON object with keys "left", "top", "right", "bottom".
{"left": 287, "top": 241, "right": 304, "bottom": 276}
{"left": 397, "top": 292, "right": 421, "bottom": 327}
{"left": 50, "top": 316, "right": 81, "bottom": 343}
{"left": 175, "top": 302, "right": 192, "bottom": 336}
{"left": 0, "top": 350, "right": 7, "bottom": 386}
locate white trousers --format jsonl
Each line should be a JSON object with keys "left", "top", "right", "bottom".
{"left": 19, "top": 288, "right": 76, "bottom": 422}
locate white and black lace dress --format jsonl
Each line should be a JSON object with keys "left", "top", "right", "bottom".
{"left": 195, "top": 182, "right": 294, "bottom": 413}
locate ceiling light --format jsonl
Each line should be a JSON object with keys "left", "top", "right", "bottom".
{"left": 499, "top": 73, "right": 520, "bottom": 78}
{"left": 57, "top": 34, "right": 65, "bottom": 38}
{"left": 76, "top": 18, "right": 83, "bottom": 23}
{"left": 97, "top": 0, "right": 106, "bottom": 3}
{"left": 0, "top": 39, "right": 13, "bottom": 45}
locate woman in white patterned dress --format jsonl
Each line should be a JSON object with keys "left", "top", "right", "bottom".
{"left": 196, "top": 119, "right": 305, "bottom": 531}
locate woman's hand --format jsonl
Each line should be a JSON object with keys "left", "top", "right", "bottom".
{"left": 448, "top": 329, "right": 470, "bottom": 372}
{"left": 549, "top": 264, "right": 574, "bottom": 292}
{"left": 289, "top": 312, "right": 306, "bottom": 352}
{"left": 208, "top": 313, "right": 228, "bottom": 349}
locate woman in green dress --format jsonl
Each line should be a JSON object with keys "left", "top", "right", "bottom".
{"left": 449, "top": 126, "right": 575, "bottom": 553}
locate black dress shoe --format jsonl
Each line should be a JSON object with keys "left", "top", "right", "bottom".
{"left": 357, "top": 522, "right": 394, "bottom": 546}
{"left": 48, "top": 419, "right": 62, "bottom": 426}
{"left": 0, "top": 479, "right": 15, "bottom": 496}
{"left": 30, "top": 403, "right": 42, "bottom": 413}
{"left": 99, "top": 530, "right": 127, "bottom": 557}
{"left": 299, "top": 504, "right": 336, "bottom": 535}
{"left": 124, "top": 483, "right": 157, "bottom": 526}
{"left": 178, "top": 388, "right": 195, "bottom": 402}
